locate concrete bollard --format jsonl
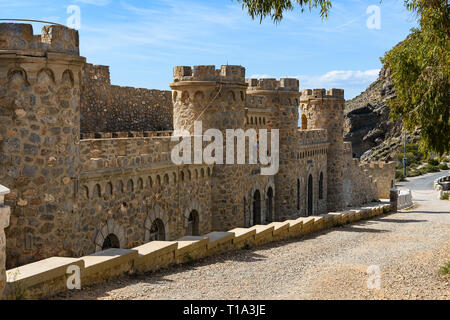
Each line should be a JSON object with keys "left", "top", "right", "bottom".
{"left": 390, "top": 188, "right": 398, "bottom": 213}
{"left": 0, "top": 184, "right": 11, "bottom": 299}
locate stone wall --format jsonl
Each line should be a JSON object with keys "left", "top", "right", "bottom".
{"left": 80, "top": 63, "right": 173, "bottom": 133}
{"left": 4, "top": 201, "right": 391, "bottom": 299}
{"left": 0, "top": 184, "right": 11, "bottom": 298}
{"left": 360, "top": 161, "right": 396, "bottom": 199}
{"left": 343, "top": 142, "right": 379, "bottom": 207}
{"left": 0, "top": 23, "right": 86, "bottom": 268}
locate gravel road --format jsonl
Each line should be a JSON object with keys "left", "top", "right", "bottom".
{"left": 56, "top": 171, "right": 450, "bottom": 300}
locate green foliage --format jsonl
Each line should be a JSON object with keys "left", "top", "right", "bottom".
{"left": 236, "top": 0, "right": 332, "bottom": 23}
{"left": 441, "top": 192, "right": 449, "bottom": 200}
{"left": 395, "top": 169, "right": 406, "bottom": 181}
{"left": 382, "top": 0, "right": 450, "bottom": 156}
{"left": 420, "top": 164, "right": 440, "bottom": 173}
{"left": 439, "top": 163, "right": 449, "bottom": 170}
{"left": 428, "top": 158, "right": 439, "bottom": 166}
{"left": 440, "top": 261, "right": 450, "bottom": 274}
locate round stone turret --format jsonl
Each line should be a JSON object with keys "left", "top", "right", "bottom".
{"left": 170, "top": 65, "right": 247, "bottom": 135}
{"left": 0, "top": 23, "right": 85, "bottom": 267}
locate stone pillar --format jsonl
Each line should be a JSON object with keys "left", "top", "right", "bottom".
{"left": 389, "top": 188, "right": 398, "bottom": 213}
{"left": 0, "top": 184, "right": 11, "bottom": 298}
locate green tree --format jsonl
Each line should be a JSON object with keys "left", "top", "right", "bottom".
{"left": 382, "top": 0, "right": 449, "bottom": 155}
{"left": 238, "top": 0, "right": 449, "bottom": 155}
{"left": 236, "top": 0, "right": 332, "bottom": 23}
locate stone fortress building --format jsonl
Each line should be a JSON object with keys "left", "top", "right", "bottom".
{"left": 0, "top": 24, "right": 395, "bottom": 268}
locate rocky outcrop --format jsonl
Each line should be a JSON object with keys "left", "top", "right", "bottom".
{"left": 344, "top": 68, "right": 402, "bottom": 159}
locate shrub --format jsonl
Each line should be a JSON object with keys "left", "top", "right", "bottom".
{"left": 421, "top": 164, "right": 440, "bottom": 173}
{"left": 439, "top": 163, "right": 449, "bottom": 170}
{"left": 395, "top": 170, "right": 406, "bottom": 181}
{"left": 441, "top": 193, "right": 449, "bottom": 200}
{"left": 428, "top": 158, "right": 439, "bottom": 166}
{"left": 440, "top": 261, "right": 450, "bottom": 275}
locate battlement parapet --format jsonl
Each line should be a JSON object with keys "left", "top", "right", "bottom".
{"left": 360, "top": 161, "right": 396, "bottom": 171}
{"left": 80, "top": 131, "right": 173, "bottom": 140}
{"left": 300, "top": 88, "right": 345, "bottom": 101}
{"left": 246, "top": 77, "right": 299, "bottom": 92}
{"left": 0, "top": 23, "right": 79, "bottom": 56}
{"left": 172, "top": 65, "right": 246, "bottom": 84}
{"left": 297, "top": 129, "right": 328, "bottom": 145}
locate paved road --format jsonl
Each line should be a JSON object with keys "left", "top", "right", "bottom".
{"left": 57, "top": 172, "right": 450, "bottom": 300}
{"left": 397, "top": 170, "right": 450, "bottom": 191}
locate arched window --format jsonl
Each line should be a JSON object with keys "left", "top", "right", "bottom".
{"left": 186, "top": 210, "right": 199, "bottom": 236}
{"left": 266, "top": 187, "right": 273, "bottom": 223}
{"left": 105, "top": 182, "right": 113, "bottom": 196}
{"left": 308, "top": 174, "right": 313, "bottom": 216}
{"left": 102, "top": 234, "right": 120, "bottom": 250}
{"left": 319, "top": 172, "right": 324, "bottom": 199}
{"left": 93, "top": 184, "right": 101, "bottom": 198}
{"left": 127, "top": 179, "right": 134, "bottom": 192}
{"left": 253, "top": 190, "right": 261, "bottom": 225}
{"left": 301, "top": 114, "right": 308, "bottom": 130}
{"left": 149, "top": 219, "right": 165, "bottom": 241}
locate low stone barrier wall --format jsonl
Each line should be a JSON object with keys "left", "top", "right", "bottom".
{"left": 0, "top": 185, "right": 11, "bottom": 298}
{"left": 397, "top": 189, "right": 413, "bottom": 210}
{"left": 2, "top": 202, "right": 392, "bottom": 300}
{"left": 434, "top": 175, "right": 450, "bottom": 191}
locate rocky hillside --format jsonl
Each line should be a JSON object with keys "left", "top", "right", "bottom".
{"left": 343, "top": 67, "right": 419, "bottom": 161}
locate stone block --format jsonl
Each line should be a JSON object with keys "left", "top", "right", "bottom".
{"left": 267, "top": 221, "right": 290, "bottom": 241}
{"left": 81, "top": 248, "right": 137, "bottom": 283}
{"left": 249, "top": 225, "right": 275, "bottom": 246}
{"left": 5, "top": 257, "right": 84, "bottom": 299}
{"left": 175, "top": 236, "right": 209, "bottom": 263}
{"left": 229, "top": 228, "right": 256, "bottom": 249}
{"left": 203, "top": 231, "right": 235, "bottom": 255}
{"left": 285, "top": 219, "right": 303, "bottom": 238}
{"left": 134, "top": 241, "right": 177, "bottom": 273}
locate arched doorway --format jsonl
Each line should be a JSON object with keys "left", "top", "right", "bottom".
{"left": 253, "top": 190, "right": 262, "bottom": 225}
{"left": 319, "top": 172, "right": 324, "bottom": 199}
{"left": 187, "top": 210, "right": 199, "bottom": 236}
{"left": 301, "top": 114, "right": 308, "bottom": 130}
{"left": 266, "top": 187, "right": 273, "bottom": 223}
{"left": 148, "top": 219, "right": 165, "bottom": 241}
{"left": 102, "top": 234, "right": 120, "bottom": 250}
{"left": 307, "top": 174, "right": 313, "bottom": 216}
{"left": 297, "top": 179, "right": 301, "bottom": 211}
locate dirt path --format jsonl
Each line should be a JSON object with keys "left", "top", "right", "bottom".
{"left": 56, "top": 174, "right": 450, "bottom": 300}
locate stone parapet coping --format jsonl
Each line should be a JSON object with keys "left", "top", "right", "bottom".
{"left": 3, "top": 202, "right": 392, "bottom": 300}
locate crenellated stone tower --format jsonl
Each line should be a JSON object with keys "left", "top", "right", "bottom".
{"left": 170, "top": 65, "right": 248, "bottom": 230}
{"left": 300, "top": 89, "right": 345, "bottom": 211}
{"left": 246, "top": 78, "right": 300, "bottom": 221}
{"left": 0, "top": 23, "right": 86, "bottom": 267}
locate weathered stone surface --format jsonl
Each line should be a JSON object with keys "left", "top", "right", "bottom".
{"left": 0, "top": 24, "right": 394, "bottom": 271}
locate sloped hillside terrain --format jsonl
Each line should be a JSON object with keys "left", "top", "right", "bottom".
{"left": 343, "top": 67, "right": 419, "bottom": 161}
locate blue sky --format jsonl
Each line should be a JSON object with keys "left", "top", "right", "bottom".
{"left": 1, "top": 0, "right": 417, "bottom": 99}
